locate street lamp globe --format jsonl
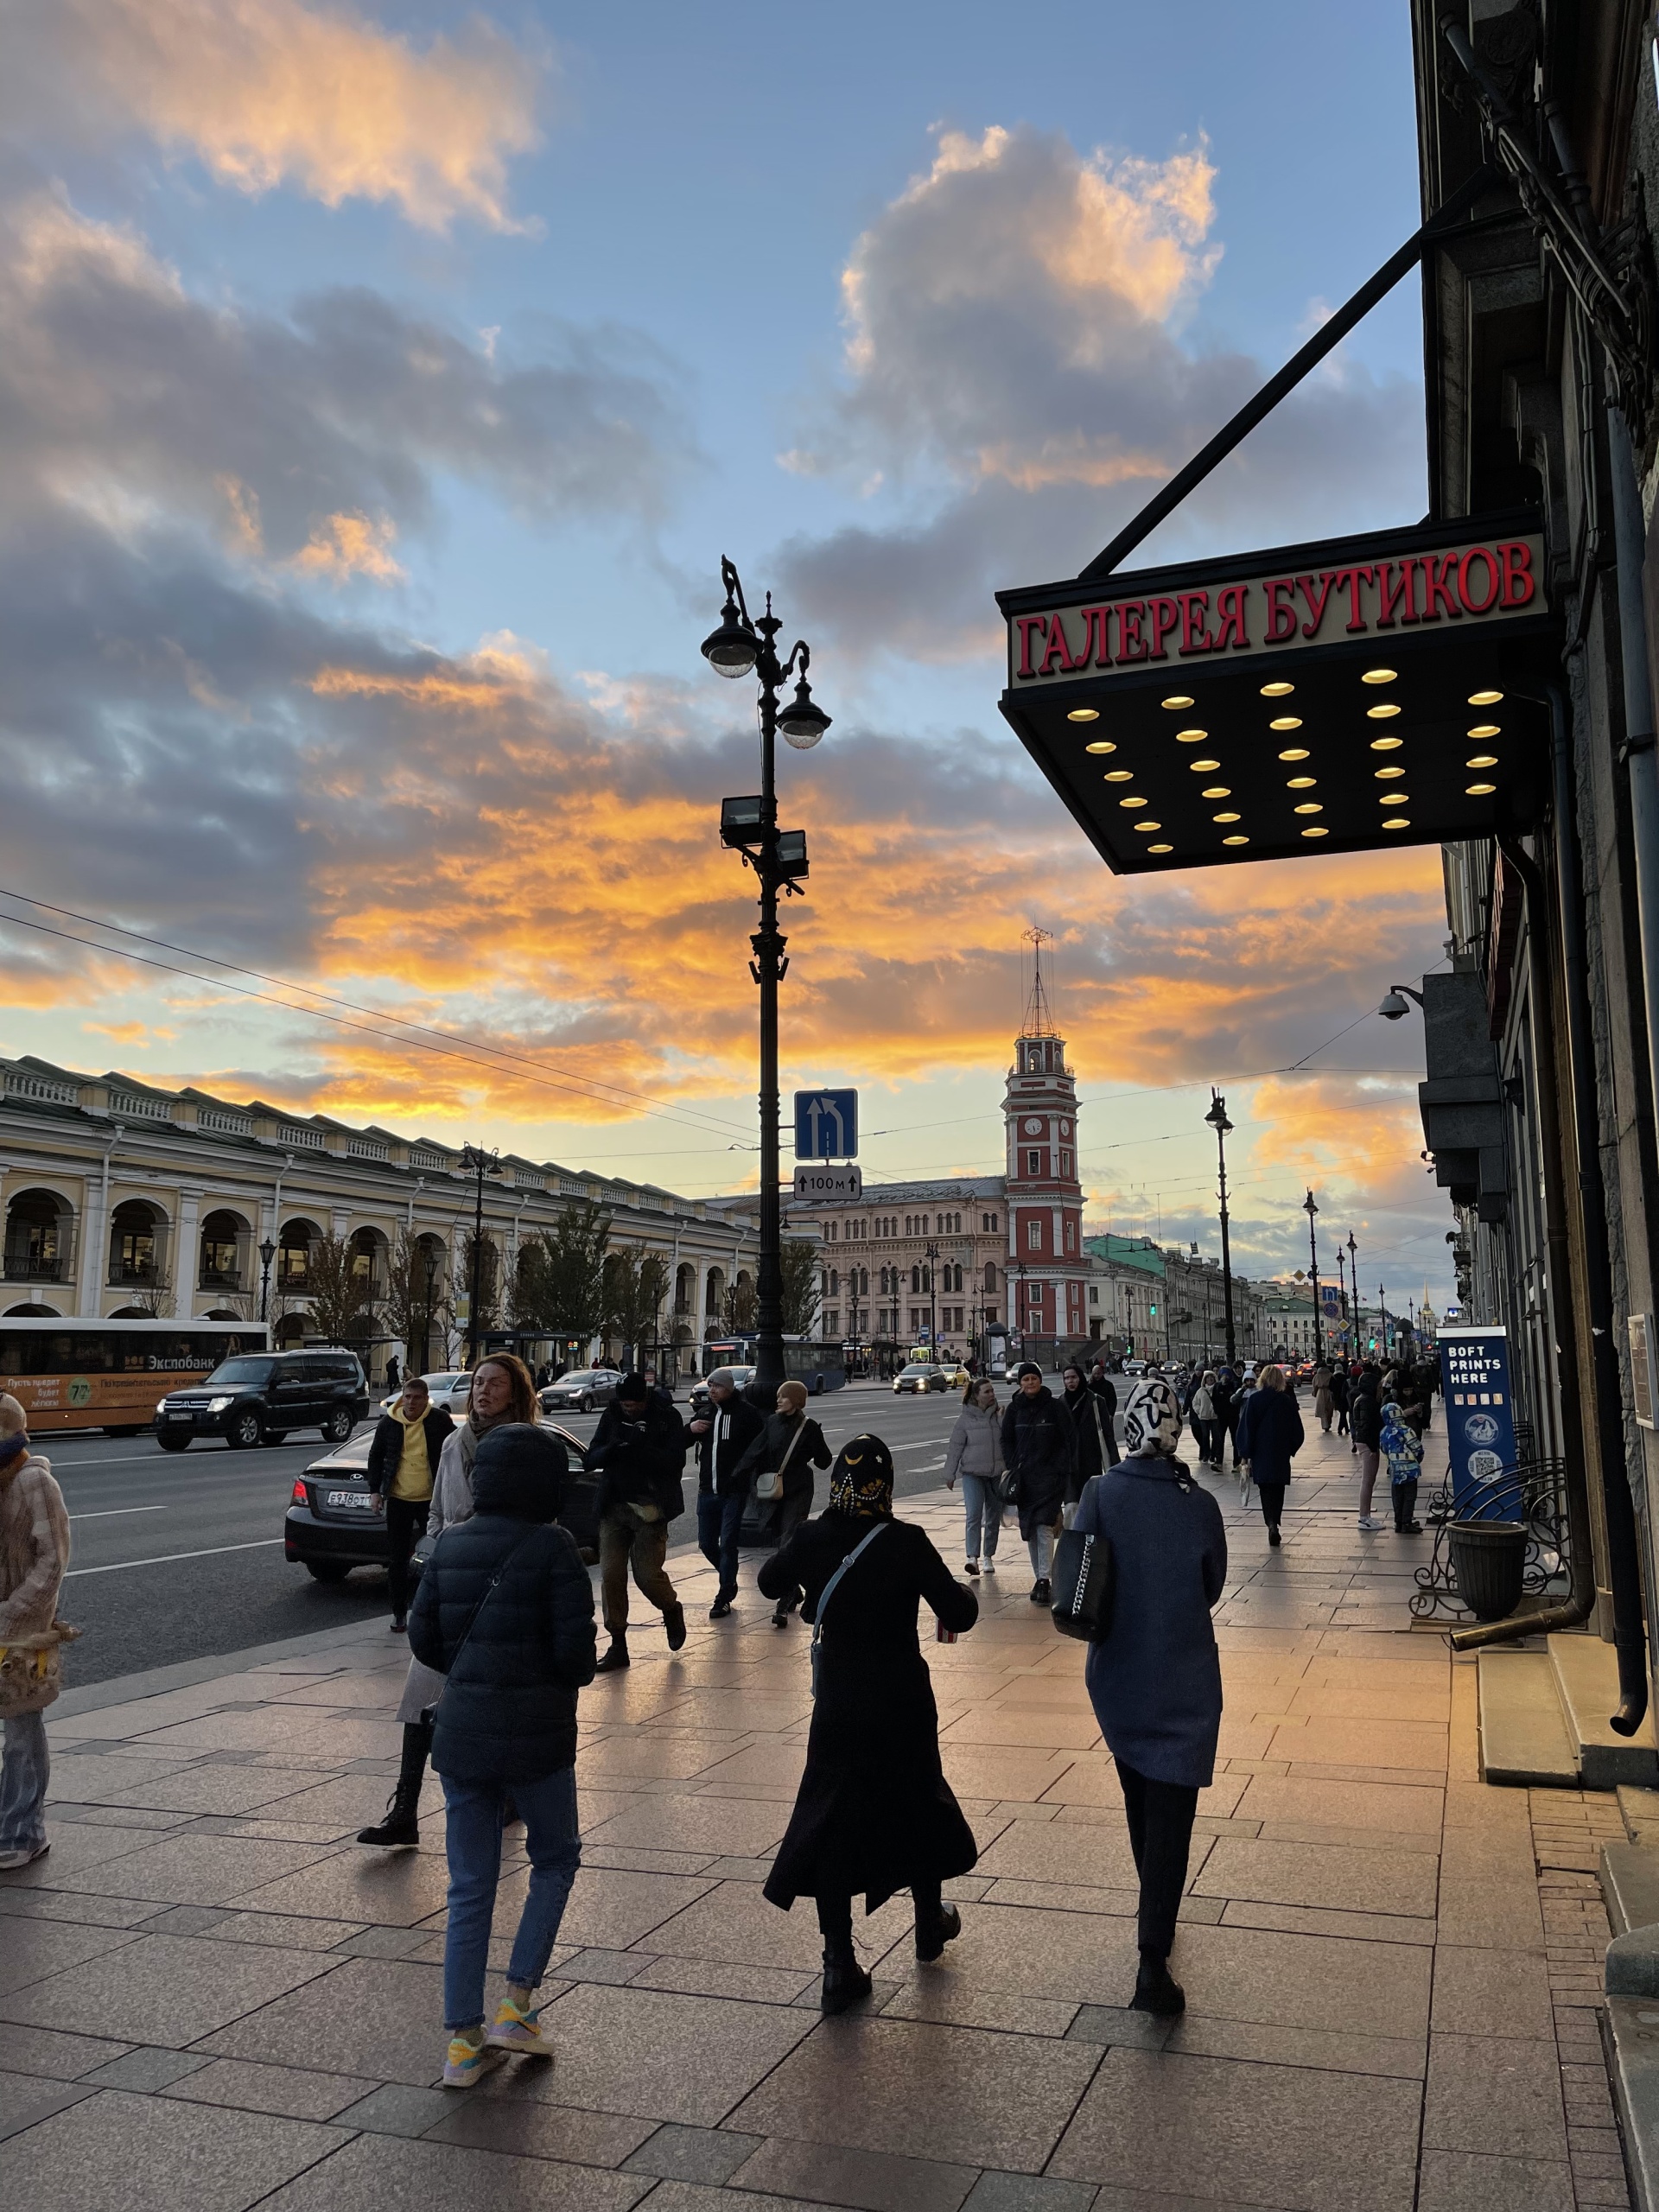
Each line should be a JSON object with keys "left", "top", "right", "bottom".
{"left": 701, "top": 594, "right": 759, "bottom": 678}
{"left": 778, "top": 675, "right": 831, "bottom": 749}
{"left": 1376, "top": 988, "right": 1411, "bottom": 1020}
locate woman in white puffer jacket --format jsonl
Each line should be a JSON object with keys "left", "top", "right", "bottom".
{"left": 944, "top": 1380, "right": 1005, "bottom": 1578}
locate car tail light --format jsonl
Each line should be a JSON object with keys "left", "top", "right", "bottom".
{"left": 290, "top": 1478, "right": 308, "bottom": 1505}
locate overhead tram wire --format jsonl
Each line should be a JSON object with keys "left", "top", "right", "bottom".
{"left": 0, "top": 903, "right": 755, "bottom": 1147}
{"left": 0, "top": 886, "right": 757, "bottom": 1140}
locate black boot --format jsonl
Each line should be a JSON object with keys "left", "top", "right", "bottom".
{"left": 817, "top": 1897, "right": 873, "bottom": 2016}
{"left": 595, "top": 1636, "right": 630, "bottom": 1673}
{"left": 1130, "top": 1948, "right": 1185, "bottom": 2017}
{"left": 915, "top": 1902, "right": 963, "bottom": 1963}
{"left": 358, "top": 1720, "right": 429, "bottom": 1847}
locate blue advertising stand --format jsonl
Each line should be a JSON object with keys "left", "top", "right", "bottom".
{"left": 1439, "top": 1325, "right": 1519, "bottom": 1519}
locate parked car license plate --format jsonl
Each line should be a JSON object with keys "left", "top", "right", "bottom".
{"left": 327, "top": 1491, "right": 374, "bottom": 1510}
{"left": 166, "top": 1411, "right": 192, "bottom": 1421}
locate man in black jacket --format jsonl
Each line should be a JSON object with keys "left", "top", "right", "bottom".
{"left": 687, "top": 1367, "right": 763, "bottom": 1618}
{"left": 408, "top": 1423, "right": 595, "bottom": 2088}
{"left": 1001, "top": 1363, "right": 1073, "bottom": 1602}
{"left": 584, "top": 1371, "right": 688, "bottom": 1670}
{"left": 365, "top": 1376, "right": 456, "bottom": 1631}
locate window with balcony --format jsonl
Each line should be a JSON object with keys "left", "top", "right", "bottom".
{"left": 4, "top": 1190, "right": 70, "bottom": 1284}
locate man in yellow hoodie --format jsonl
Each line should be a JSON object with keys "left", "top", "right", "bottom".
{"left": 368, "top": 1375, "right": 455, "bottom": 1632}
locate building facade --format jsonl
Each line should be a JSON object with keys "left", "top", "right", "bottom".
{"left": 774, "top": 992, "right": 1091, "bottom": 1364}
{"left": 0, "top": 1052, "right": 755, "bottom": 1383}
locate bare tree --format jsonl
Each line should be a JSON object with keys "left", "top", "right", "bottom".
{"left": 603, "top": 1247, "right": 671, "bottom": 1364}
{"left": 780, "top": 1239, "right": 822, "bottom": 1336}
{"left": 722, "top": 1275, "right": 758, "bottom": 1332}
{"left": 381, "top": 1230, "right": 451, "bottom": 1369}
{"left": 303, "top": 1232, "right": 377, "bottom": 1346}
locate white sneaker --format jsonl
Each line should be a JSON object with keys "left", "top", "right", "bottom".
{"left": 981, "top": 1557, "right": 996, "bottom": 1573}
{"left": 0, "top": 1840, "right": 48, "bottom": 1872}
{"left": 1357, "top": 1516, "right": 1381, "bottom": 1532}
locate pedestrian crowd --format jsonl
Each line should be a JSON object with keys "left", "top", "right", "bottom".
{"left": 0, "top": 1338, "right": 1439, "bottom": 2093}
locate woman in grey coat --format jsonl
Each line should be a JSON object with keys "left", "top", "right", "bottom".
{"left": 1071, "top": 1376, "right": 1227, "bottom": 2018}
{"left": 944, "top": 1381, "right": 1003, "bottom": 1576}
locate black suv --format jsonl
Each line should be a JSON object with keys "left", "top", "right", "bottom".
{"left": 156, "top": 1351, "right": 369, "bottom": 1451}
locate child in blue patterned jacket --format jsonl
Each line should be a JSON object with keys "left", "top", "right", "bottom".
{"left": 1380, "top": 1400, "right": 1423, "bottom": 1535}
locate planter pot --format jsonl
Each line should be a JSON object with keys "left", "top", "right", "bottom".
{"left": 1447, "top": 1519, "right": 1527, "bottom": 1622}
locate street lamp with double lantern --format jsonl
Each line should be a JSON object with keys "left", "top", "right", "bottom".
{"left": 702, "top": 558, "right": 830, "bottom": 1408}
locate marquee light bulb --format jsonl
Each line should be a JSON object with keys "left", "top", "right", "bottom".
{"left": 1261, "top": 681, "right": 1294, "bottom": 696}
{"left": 1085, "top": 741, "right": 1116, "bottom": 753}
{"left": 1367, "top": 703, "right": 1402, "bottom": 719}
{"left": 1278, "top": 747, "right": 1310, "bottom": 761}
{"left": 1161, "top": 696, "right": 1194, "bottom": 709}
{"left": 1066, "top": 707, "right": 1100, "bottom": 722}
{"left": 1362, "top": 669, "right": 1397, "bottom": 684}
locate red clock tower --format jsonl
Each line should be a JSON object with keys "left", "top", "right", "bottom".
{"left": 1004, "top": 931, "right": 1086, "bottom": 1352}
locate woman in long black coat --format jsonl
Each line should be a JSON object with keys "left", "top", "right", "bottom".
{"left": 1058, "top": 1362, "right": 1107, "bottom": 1526}
{"left": 759, "top": 1433, "right": 978, "bottom": 2014}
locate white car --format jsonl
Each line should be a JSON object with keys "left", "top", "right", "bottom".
{"left": 380, "top": 1370, "right": 472, "bottom": 1415}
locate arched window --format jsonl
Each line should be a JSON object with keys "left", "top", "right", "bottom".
{"left": 984, "top": 1261, "right": 998, "bottom": 1292}
{"left": 109, "top": 1198, "right": 168, "bottom": 1287}
{"left": 4, "top": 1189, "right": 72, "bottom": 1285}
{"left": 829, "top": 1269, "right": 839, "bottom": 1297}
{"left": 198, "top": 1209, "right": 247, "bottom": 1290}
{"left": 911, "top": 1265, "right": 920, "bottom": 1294}
{"left": 278, "top": 1218, "right": 320, "bottom": 1287}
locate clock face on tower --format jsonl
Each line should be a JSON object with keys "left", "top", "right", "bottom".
{"left": 1023, "top": 1117, "right": 1043, "bottom": 1135}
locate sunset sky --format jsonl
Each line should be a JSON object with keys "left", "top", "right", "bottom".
{"left": 0, "top": 1, "right": 1456, "bottom": 1310}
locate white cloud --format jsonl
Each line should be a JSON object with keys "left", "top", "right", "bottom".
{"left": 6, "top": 0, "right": 545, "bottom": 233}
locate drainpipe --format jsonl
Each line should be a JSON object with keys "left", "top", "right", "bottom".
{"left": 90, "top": 1122, "right": 124, "bottom": 1314}
{"left": 1606, "top": 410, "right": 1659, "bottom": 1124}
{"left": 404, "top": 1175, "right": 424, "bottom": 1233}
{"left": 1452, "top": 826, "right": 1595, "bottom": 1650}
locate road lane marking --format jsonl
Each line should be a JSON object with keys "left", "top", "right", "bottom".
{"left": 67, "top": 1538, "right": 286, "bottom": 1577}
{"left": 67, "top": 1504, "right": 170, "bottom": 1521}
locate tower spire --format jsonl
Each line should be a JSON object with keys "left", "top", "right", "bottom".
{"left": 1021, "top": 925, "right": 1056, "bottom": 1038}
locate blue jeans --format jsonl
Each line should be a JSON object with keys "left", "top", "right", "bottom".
{"left": 441, "top": 1765, "right": 581, "bottom": 2030}
{"left": 961, "top": 1475, "right": 1001, "bottom": 1562}
{"left": 696, "top": 1490, "right": 744, "bottom": 1598}
{"left": 0, "top": 1711, "right": 49, "bottom": 1854}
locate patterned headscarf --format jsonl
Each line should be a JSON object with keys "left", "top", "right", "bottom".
{"left": 828, "top": 1432, "right": 895, "bottom": 1518}
{"left": 1122, "top": 1376, "right": 1183, "bottom": 1458}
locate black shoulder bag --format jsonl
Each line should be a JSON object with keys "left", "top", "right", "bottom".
{"left": 1049, "top": 1522, "right": 1114, "bottom": 1641}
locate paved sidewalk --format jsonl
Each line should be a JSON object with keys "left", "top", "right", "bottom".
{"left": 0, "top": 1417, "right": 1631, "bottom": 2212}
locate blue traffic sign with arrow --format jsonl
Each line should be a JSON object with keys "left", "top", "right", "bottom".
{"left": 794, "top": 1088, "right": 858, "bottom": 1160}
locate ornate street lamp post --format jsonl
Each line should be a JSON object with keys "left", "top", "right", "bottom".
{"left": 702, "top": 558, "right": 830, "bottom": 1407}
{"left": 1204, "top": 1090, "right": 1236, "bottom": 1366}
{"left": 258, "top": 1236, "right": 276, "bottom": 1325}
{"left": 1303, "top": 1189, "right": 1322, "bottom": 1365}
{"left": 460, "top": 1145, "right": 503, "bottom": 1369}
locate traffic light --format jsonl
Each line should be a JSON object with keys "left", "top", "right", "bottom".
{"left": 1149, "top": 1302, "right": 1158, "bottom": 1316}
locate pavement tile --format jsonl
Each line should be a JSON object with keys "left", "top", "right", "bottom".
{"left": 586, "top": 1792, "right": 790, "bottom": 1858}
{"left": 1421, "top": 2031, "right": 1567, "bottom": 2160}
{"left": 160, "top": 2056, "right": 376, "bottom": 2120}
{"left": 884, "top": 1978, "right": 1079, "bottom": 2037}
{"left": 1429, "top": 1946, "right": 1555, "bottom": 2040}
{"left": 0, "top": 1819, "right": 166, "bottom": 1885}
{"left": 82, "top": 2045, "right": 215, "bottom": 2089}
{"left": 1048, "top": 2043, "right": 1421, "bottom": 2210}
{"left": 1064, "top": 2005, "right": 1176, "bottom": 2051}
{"left": 0, "top": 2021, "right": 133, "bottom": 2080}
{"left": 641, "top": 1878, "right": 915, "bottom": 1973}
{"left": 43, "top": 1753, "right": 198, "bottom": 1804}
{"left": 111, "top": 1767, "right": 329, "bottom": 1817}
{"left": 0, "top": 2087, "right": 347, "bottom": 2212}
{"left": 0, "top": 1932, "right": 337, "bottom": 2048}
{"left": 1215, "top": 1899, "right": 1433, "bottom": 1946}
{"left": 620, "top": 2122, "right": 764, "bottom": 2183}
{"left": 960, "top": 2177, "right": 1102, "bottom": 2212}
{"left": 614, "top": 2186, "right": 823, "bottom": 2212}
{"left": 224, "top": 1844, "right": 452, "bottom": 1927}
{"left": 523, "top": 1982, "right": 816, "bottom": 2126}
{"left": 421, "top": 2094, "right": 658, "bottom": 2164}
{"left": 48, "top": 1832, "right": 334, "bottom": 1907}
{"left": 207, "top": 1910, "right": 369, "bottom": 1950}
{"left": 1167, "top": 1923, "right": 1432, "bottom": 2040}
{"left": 1192, "top": 1836, "right": 1438, "bottom": 1918}
{"left": 726, "top": 2015, "right": 1102, "bottom": 2173}
{"left": 329, "top": 2082, "right": 451, "bottom": 2136}
{"left": 505, "top": 1866, "right": 715, "bottom": 1951}
{"left": 1165, "top": 2014, "right": 1425, "bottom": 2079}
{"left": 0, "top": 2070, "right": 95, "bottom": 2145}
{"left": 193, "top": 1956, "right": 441, "bottom": 2087}
{"left": 1414, "top": 2147, "right": 1574, "bottom": 2212}
{"left": 1229, "top": 1774, "right": 1443, "bottom": 1838}
{"left": 0, "top": 1916, "right": 141, "bottom": 1996}
{"left": 626, "top": 1956, "right": 817, "bottom": 2005}
{"left": 973, "top": 1820, "right": 1145, "bottom": 1891}
{"left": 725, "top": 2133, "right": 978, "bottom": 2212}
{"left": 250, "top": 2129, "right": 650, "bottom": 2209}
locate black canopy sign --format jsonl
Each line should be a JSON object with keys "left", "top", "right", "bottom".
{"left": 995, "top": 514, "right": 1557, "bottom": 874}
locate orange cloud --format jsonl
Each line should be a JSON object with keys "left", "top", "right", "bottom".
{"left": 289, "top": 511, "right": 404, "bottom": 583}
{"left": 55, "top": 0, "right": 543, "bottom": 232}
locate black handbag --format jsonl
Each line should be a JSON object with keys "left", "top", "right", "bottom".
{"left": 1049, "top": 1525, "right": 1114, "bottom": 1641}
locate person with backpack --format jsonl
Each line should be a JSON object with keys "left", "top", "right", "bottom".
{"left": 407, "top": 1423, "right": 597, "bottom": 2088}
{"left": 1381, "top": 1398, "right": 1425, "bottom": 1533}
{"left": 1071, "top": 1376, "right": 1227, "bottom": 2018}
{"left": 759, "top": 1433, "right": 978, "bottom": 2014}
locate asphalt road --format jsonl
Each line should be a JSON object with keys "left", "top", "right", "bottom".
{"left": 44, "top": 1382, "right": 979, "bottom": 1687}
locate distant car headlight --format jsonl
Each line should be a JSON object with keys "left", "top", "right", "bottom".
{"left": 156, "top": 1398, "right": 171, "bottom": 1414}
{"left": 206, "top": 1395, "right": 233, "bottom": 1412}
